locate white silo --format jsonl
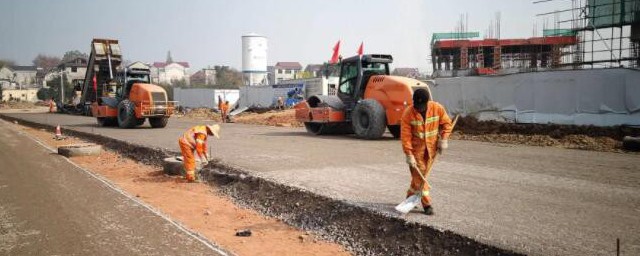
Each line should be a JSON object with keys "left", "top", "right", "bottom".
{"left": 242, "top": 33, "right": 268, "bottom": 86}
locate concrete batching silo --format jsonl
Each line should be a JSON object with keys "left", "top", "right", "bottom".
{"left": 242, "top": 34, "right": 268, "bottom": 85}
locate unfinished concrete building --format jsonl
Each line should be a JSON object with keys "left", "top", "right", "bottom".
{"left": 431, "top": 34, "right": 578, "bottom": 77}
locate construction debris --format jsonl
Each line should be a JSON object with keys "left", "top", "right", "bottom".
{"left": 235, "top": 229, "right": 252, "bottom": 237}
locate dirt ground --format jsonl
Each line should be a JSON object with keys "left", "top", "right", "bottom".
{"left": 181, "top": 108, "right": 302, "bottom": 128}
{"left": 453, "top": 116, "right": 636, "bottom": 152}
{"left": 233, "top": 109, "right": 302, "bottom": 127}
{"left": 0, "top": 101, "right": 39, "bottom": 109}
{"left": 17, "top": 124, "right": 349, "bottom": 256}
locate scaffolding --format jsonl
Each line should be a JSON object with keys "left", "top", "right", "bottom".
{"left": 535, "top": 0, "right": 640, "bottom": 68}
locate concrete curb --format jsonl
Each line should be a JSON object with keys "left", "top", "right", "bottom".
{"left": 0, "top": 113, "right": 522, "bottom": 256}
{"left": 58, "top": 143, "right": 102, "bottom": 157}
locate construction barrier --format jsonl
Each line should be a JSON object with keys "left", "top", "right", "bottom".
{"left": 432, "top": 68, "right": 640, "bottom": 126}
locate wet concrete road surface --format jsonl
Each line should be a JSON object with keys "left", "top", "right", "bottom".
{"left": 0, "top": 120, "right": 224, "bottom": 255}
{"left": 3, "top": 112, "right": 640, "bottom": 255}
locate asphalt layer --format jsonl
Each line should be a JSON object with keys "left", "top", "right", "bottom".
{"left": 0, "top": 120, "right": 225, "bottom": 256}
{"left": 3, "top": 112, "right": 640, "bottom": 255}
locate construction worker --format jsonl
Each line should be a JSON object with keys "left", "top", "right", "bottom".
{"left": 178, "top": 124, "right": 220, "bottom": 182}
{"left": 401, "top": 88, "right": 453, "bottom": 215}
{"left": 49, "top": 97, "right": 56, "bottom": 113}
{"left": 221, "top": 100, "right": 230, "bottom": 123}
{"left": 217, "top": 95, "right": 223, "bottom": 112}
{"left": 276, "top": 96, "right": 285, "bottom": 110}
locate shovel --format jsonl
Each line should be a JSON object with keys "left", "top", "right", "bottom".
{"left": 395, "top": 114, "right": 460, "bottom": 214}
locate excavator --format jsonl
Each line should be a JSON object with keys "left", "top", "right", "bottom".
{"left": 80, "top": 39, "right": 175, "bottom": 128}
{"left": 295, "top": 54, "right": 430, "bottom": 139}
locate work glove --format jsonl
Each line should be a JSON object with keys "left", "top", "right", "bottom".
{"left": 405, "top": 155, "right": 418, "bottom": 170}
{"left": 437, "top": 139, "right": 449, "bottom": 154}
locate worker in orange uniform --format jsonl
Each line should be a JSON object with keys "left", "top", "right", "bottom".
{"left": 178, "top": 124, "right": 220, "bottom": 182}
{"left": 401, "top": 88, "right": 453, "bottom": 215}
{"left": 220, "top": 100, "right": 230, "bottom": 123}
{"left": 217, "top": 95, "right": 223, "bottom": 112}
{"left": 49, "top": 97, "right": 56, "bottom": 113}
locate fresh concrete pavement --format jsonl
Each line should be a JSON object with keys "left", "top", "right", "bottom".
{"left": 3, "top": 112, "right": 639, "bottom": 255}
{"left": 0, "top": 120, "right": 225, "bottom": 255}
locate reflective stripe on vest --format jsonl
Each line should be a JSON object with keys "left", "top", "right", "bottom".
{"left": 410, "top": 116, "right": 439, "bottom": 126}
{"left": 407, "top": 188, "right": 430, "bottom": 196}
{"left": 413, "top": 129, "right": 439, "bottom": 139}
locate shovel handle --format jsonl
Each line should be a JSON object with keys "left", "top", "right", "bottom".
{"left": 414, "top": 114, "right": 460, "bottom": 183}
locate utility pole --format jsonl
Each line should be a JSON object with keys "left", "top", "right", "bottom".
{"left": 60, "top": 70, "right": 64, "bottom": 103}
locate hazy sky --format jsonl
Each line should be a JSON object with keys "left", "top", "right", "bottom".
{"left": 0, "top": 0, "right": 564, "bottom": 72}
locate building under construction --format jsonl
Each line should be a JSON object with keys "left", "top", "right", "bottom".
{"left": 431, "top": 34, "right": 579, "bottom": 76}
{"left": 431, "top": 0, "right": 640, "bottom": 77}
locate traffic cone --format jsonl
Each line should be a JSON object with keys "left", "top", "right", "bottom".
{"left": 54, "top": 125, "right": 64, "bottom": 140}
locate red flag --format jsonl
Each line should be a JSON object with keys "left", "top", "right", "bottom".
{"left": 357, "top": 42, "right": 364, "bottom": 56}
{"left": 92, "top": 74, "right": 97, "bottom": 92}
{"left": 330, "top": 40, "right": 341, "bottom": 64}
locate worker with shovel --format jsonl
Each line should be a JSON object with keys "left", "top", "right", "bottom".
{"left": 400, "top": 88, "right": 453, "bottom": 215}
{"left": 178, "top": 124, "right": 220, "bottom": 182}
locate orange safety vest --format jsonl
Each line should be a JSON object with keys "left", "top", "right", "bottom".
{"left": 401, "top": 101, "right": 453, "bottom": 158}
{"left": 221, "top": 102, "right": 229, "bottom": 113}
{"left": 180, "top": 125, "right": 209, "bottom": 151}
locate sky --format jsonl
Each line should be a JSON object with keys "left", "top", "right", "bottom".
{"left": 0, "top": 0, "right": 567, "bottom": 73}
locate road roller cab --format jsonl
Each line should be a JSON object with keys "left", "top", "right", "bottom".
{"left": 295, "top": 54, "right": 430, "bottom": 139}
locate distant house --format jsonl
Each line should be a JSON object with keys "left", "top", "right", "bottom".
{"left": 0, "top": 66, "right": 14, "bottom": 89}
{"left": 128, "top": 61, "right": 151, "bottom": 70}
{"left": 12, "top": 66, "right": 38, "bottom": 87}
{"left": 58, "top": 57, "right": 88, "bottom": 83}
{"left": 392, "top": 68, "right": 421, "bottom": 79}
{"left": 190, "top": 68, "right": 216, "bottom": 86}
{"left": 305, "top": 64, "right": 324, "bottom": 78}
{"left": 43, "top": 57, "right": 88, "bottom": 88}
{"left": 273, "top": 62, "right": 302, "bottom": 84}
{"left": 150, "top": 61, "right": 190, "bottom": 86}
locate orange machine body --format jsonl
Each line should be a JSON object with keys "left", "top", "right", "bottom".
{"left": 91, "top": 83, "right": 174, "bottom": 119}
{"left": 296, "top": 76, "right": 426, "bottom": 125}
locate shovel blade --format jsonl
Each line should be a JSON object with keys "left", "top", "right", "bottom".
{"left": 395, "top": 195, "right": 421, "bottom": 214}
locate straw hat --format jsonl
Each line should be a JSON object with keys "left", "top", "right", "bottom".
{"left": 206, "top": 124, "right": 220, "bottom": 139}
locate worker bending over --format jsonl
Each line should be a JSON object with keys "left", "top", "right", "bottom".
{"left": 178, "top": 124, "right": 220, "bottom": 182}
{"left": 401, "top": 88, "right": 453, "bottom": 215}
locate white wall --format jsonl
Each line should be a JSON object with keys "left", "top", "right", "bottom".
{"left": 2, "top": 89, "right": 39, "bottom": 102}
{"left": 432, "top": 68, "right": 640, "bottom": 126}
{"left": 173, "top": 88, "right": 239, "bottom": 109}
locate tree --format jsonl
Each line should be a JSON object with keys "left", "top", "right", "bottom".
{"left": 37, "top": 88, "right": 51, "bottom": 101}
{"left": 0, "top": 59, "right": 15, "bottom": 68}
{"left": 45, "top": 73, "right": 74, "bottom": 103}
{"left": 214, "top": 66, "right": 243, "bottom": 88}
{"left": 170, "top": 78, "right": 188, "bottom": 87}
{"left": 295, "top": 71, "right": 314, "bottom": 79}
{"left": 32, "top": 54, "right": 61, "bottom": 73}
{"left": 61, "top": 50, "right": 88, "bottom": 63}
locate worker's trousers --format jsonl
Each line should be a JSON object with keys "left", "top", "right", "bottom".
{"left": 406, "top": 153, "right": 436, "bottom": 207}
{"left": 178, "top": 140, "right": 196, "bottom": 181}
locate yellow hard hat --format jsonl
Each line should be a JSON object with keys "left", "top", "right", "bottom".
{"left": 206, "top": 124, "right": 220, "bottom": 139}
